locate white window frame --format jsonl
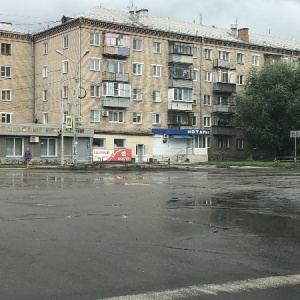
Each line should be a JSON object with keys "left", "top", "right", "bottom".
{"left": 90, "top": 58, "right": 101, "bottom": 71}
{"left": 63, "top": 36, "right": 69, "bottom": 49}
{"left": 153, "top": 90, "right": 161, "bottom": 102}
{"left": 152, "top": 113, "right": 161, "bottom": 125}
{"left": 194, "top": 136, "right": 210, "bottom": 149}
{"left": 218, "top": 137, "right": 230, "bottom": 148}
{"left": 1, "top": 43, "right": 11, "bottom": 55}
{"left": 153, "top": 41, "right": 161, "bottom": 53}
{"left": 1, "top": 90, "right": 11, "bottom": 101}
{"left": 237, "top": 52, "right": 244, "bottom": 64}
{"left": 42, "top": 90, "right": 48, "bottom": 101}
{"left": 6, "top": 137, "right": 23, "bottom": 157}
{"left": 237, "top": 75, "right": 245, "bottom": 85}
{"left": 1, "top": 112, "right": 12, "bottom": 123}
{"left": 43, "top": 43, "right": 48, "bottom": 55}
{"left": 237, "top": 139, "right": 244, "bottom": 149}
{"left": 62, "top": 60, "right": 69, "bottom": 74}
{"left": 108, "top": 111, "right": 124, "bottom": 123}
{"left": 1, "top": 66, "right": 11, "bottom": 78}
{"left": 91, "top": 85, "right": 100, "bottom": 98}
{"left": 133, "top": 88, "right": 143, "bottom": 101}
{"left": 219, "top": 50, "right": 230, "bottom": 61}
{"left": 204, "top": 71, "right": 212, "bottom": 82}
{"left": 103, "top": 82, "right": 131, "bottom": 97}
{"left": 204, "top": 116, "right": 211, "bottom": 127}
{"left": 114, "top": 138, "right": 126, "bottom": 148}
{"left": 63, "top": 86, "right": 68, "bottom": 99}
{"left": 133, "top": 39, "right": 142, "bottom": 51}
{"left": 41, "top": 138, "right": 57, "bottom": 157}
{"left": 91, "top": 110, "right": 100, "bottom": 122}
{"left": 108, "top": 60, "right": 125, "bottom": 73}
{"left": 204, "top": 48, "right": 212, "bottom": 60}
{"left": 192, "top": 69, "right": 198, "bottom": 81}
{"left": 252, "top": 54, "right": 260, "bottom": 66}
{"left": 193, "top": 46, "right": 198, "bottom": 58}
{"left": 192, "top": 116, "right": 197, "bottom": 126}
{"left": 90, "top": 33, "right": 100, "bottom": 46}
{"left": 204, "top": 95, "right": 211, "bottom": 106}
{"left": 42, "top": 66, "right": 48, "bottom": 78}
{"left": 43, "top": 112, "right": 48, "bottom": 124}
{"left": 133, "top": 112, "right": 142, "bottom": 124}
{"left": 152, "top": 65, "right": 162, "bottom": 77}
{"left": 133, "top": 62, "right": 143, "bottom": 75}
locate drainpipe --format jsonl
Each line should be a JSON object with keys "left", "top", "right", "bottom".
{"left": 31, "top": 37, "right": 36, "bottom": 123}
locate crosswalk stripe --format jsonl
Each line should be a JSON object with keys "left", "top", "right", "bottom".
{"left": 102, "top": 274, "right": 300, "bottom": 299}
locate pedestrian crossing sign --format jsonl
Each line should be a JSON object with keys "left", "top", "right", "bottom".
{"left": 66, "top": 115, "right": 73, "bottom": 129}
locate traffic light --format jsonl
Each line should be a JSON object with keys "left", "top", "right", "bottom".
{"left": 57, "top": 129, "right": 62, "bottom": 138}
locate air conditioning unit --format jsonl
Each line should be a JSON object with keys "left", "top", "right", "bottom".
{"left": 30, "top": 136, "right": 39, "bottom": 143}
{"left": 163, "top": 134, "right": 169, "bottom": 139}
{"left": 102, "top": 111, "right": 109, "bottom": 117}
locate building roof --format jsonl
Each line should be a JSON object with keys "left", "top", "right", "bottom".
{"left": 73, "top": 6, "right": 300, "bottom": 51}
{"left": 0, "top": 22, "right": 23, "bottom": 34}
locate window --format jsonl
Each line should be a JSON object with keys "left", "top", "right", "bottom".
{"left": 217, "top": 96, "right": 230, "bottom": 105}
{"left": 153, "top": 42, "right": 161, "bottom": 53}
{"left": 218, "top": 137, "right": 230, "bottom": 148}
{"left": 204, "top": 48, "right": 212, "bottom": 60}
{"left": 192, "top": 69, "right": 198, "bottom": 81}
{"left": 63, "top": 86, "right": 68, "bottom": 99}
{"left": 41, "top": 138, "right": 56, "bottom": 156}
{"left": 114, "top": 139, "right": 126, "bottom": 148}
{"left": 237, "top": 139, "right": 244, "bottom": 149}
{"left": 42, "top": 66, "right": 48, "bottom": 78}
{"left": 152, "top": 113, "right": 161, "bottom": 125}
{"left": 193, "top": 94, "right": 197, "bottom": 105}
{"left": 152, "top": 90, "right": 161, "bottom": 102}
{"left": 43, "top": 43, "right": 48, "bottom": 55}
{"left": 43, "top": 90, "right": 48, "bottom": 101}
{"left": 193, "top": 46, "right": 198, "bottom": 58}
{"left": 62, "top": 60, "right": 68, "bottom": 73}
{"left": 104, "top": 33, "right": 130, "bottom": 47}
{"left": 108, "top": 111, "right": 124, "bottom": 123}
{"left": 91, "top": 110, "right": 100, "bottom": 122}
{"left": 216, "top": 70, "right": 229, "bottom": 83}
{"left": 1, "top": 113, "right": 12, "bottom": 123}
{"left": 108, "top": 60, "right": 125, "bottom": 73}
{"left": 292, "top": 59, "right": 299, "bottom": 69}
{"left": 43, "top": 112, "right": 48, "bottom": 124}
{"left": 133, "top": 63, "right": 143, "bottom": 75}
{"left": 204, "top": 71, "right": 212, "bottom": 82}
{"left": 173, "top": 88, "right": 193, "bottom": 102}
{"left": 219, "top": 50, "right": 230, "bottom": 61}
{"left": 204, "top": 95, "right": 211, "bottom": 105}
{"left": 90, "top": 58, "right": 101, "bottom": 71}
{"left": 194, "top": 136, "right": 210, "bottom": 148}
{"left": 192, "top": 116, "right": 197, "bottom": 126}
{"left": 152, "top": 65, "right": 161, "bottom": 77}
{"left": 91, "top": 85, "right": 100, "bottom": 98}
{"left": 63, "top": 36, "right": 69, "bottom": 49}
{"left": 90, "top": 33, "right": 100, "bottom": 46}
{"left": 1, "top": 66, "right": 11, "bottom": 78}
{"left": 103, "top": 82, "right": 130, "bottom": 97}
{"left": 237, "top": 53, "right": 244, "bottom": 64}
{"left": 6, "top": 137, "right": 22, "bottom": 156}
{"left": 1, "top": 90, "right": 11, "bottom": 101}
{"left": 204, "top": 116, "right": 211, "bottom": 127}
{"left": 1, "top": 43, "right": 11, "bottom": 55}
{"left": 133, "top": 112, "right": 142, "bottom": 124}
{"left": 93, "top": 138, "right": 105, "bottom": 147}
{"left": 133, "top": 89, "right": 143, "bottom": 101}
{"left": 237, "top": 75, "right": 245, "bottom": 85}
{"left": 133, "top": 39, "right": 142, "bottom": 51}
{"left": 252, "top": 55, "right": 260, "bottom": 66}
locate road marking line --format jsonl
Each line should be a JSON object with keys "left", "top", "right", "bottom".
{"left": 102, "top": 274, "right": 300, "bottom": 299}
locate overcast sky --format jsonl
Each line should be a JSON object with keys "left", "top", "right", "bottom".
{"left": 1, "top": 0, "right": 299, "bottom": 40}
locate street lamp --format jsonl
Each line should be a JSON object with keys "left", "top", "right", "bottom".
{"left": 56, "top": 49, "right": 90, "bottom": 166}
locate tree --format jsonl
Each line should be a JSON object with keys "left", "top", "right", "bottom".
{"left": 235, "top": 62, "right": 300, "bottom": 157}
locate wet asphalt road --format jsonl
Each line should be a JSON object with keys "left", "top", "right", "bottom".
{"left": 0, "top": 167, "right": 300, "bottom": 300}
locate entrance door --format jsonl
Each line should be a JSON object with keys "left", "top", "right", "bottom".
{"left": 136, "top": 144, "right": 145, "bottom": 163}
{"left": 77, "top": 138, "right": 92, "bottom": 163}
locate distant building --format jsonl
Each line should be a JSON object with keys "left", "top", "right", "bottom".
{"left": 1, "top": 7, "right": 300, "bottom": 164}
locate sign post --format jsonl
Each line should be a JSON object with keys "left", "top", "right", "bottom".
{"left": 290, "top": 131, "right": 300, "bottom": 163}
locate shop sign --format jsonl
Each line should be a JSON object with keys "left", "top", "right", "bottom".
{"left": 93, "top": 149, "right": 132, "bottom": 162}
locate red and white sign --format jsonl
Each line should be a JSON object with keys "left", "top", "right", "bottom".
{"left": 93, "top": 148, "right": 132, "bottom": 162}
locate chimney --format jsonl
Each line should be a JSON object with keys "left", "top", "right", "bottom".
{"left": 230, "top": 23, "right": 238, "bottom": 37}
{"left": 238, "top": 28, "right": 249, "bottom": 42}
{"left": 136, "top": 9, "right": 148, "bottom": 23}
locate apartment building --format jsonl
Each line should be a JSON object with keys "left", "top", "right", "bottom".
{"left": 1, "top": 7, "right": 300, "bottom": 164}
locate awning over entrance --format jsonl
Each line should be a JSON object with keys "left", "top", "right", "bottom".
{"left": 171, "top": 135, "right": 193, "bottom": 139}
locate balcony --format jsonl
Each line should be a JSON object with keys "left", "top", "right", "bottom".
{"left": 168, "top": 101, "right": 193, "bottom": 111}
{"left": 102, "top": 97, "right": 130, "bottom": 108}
{"left": 103, "top": 46, "right": 130, "bottom": 58}
{"left": 169, "top": 79, "right": 193, "bottom": 89}
{"left": 213, "top": 105, "right": 235, "bottom": 113}
{"left": 213, "top": 59, "right": 236, "bottom": 69}
{"left": 102, "top": 72, "right": 129, "bottom": 82}
{"left": 211, "top": 126, "right": 235, "bottom": 136}
{"left": 213, "top": 82, "right": 236, "bottom": 93}
{"left": 169, "top": 54, "right": 193, "bottom": 64}
{"left": 168, "top": 113, "right": 194, "bottom": 126}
